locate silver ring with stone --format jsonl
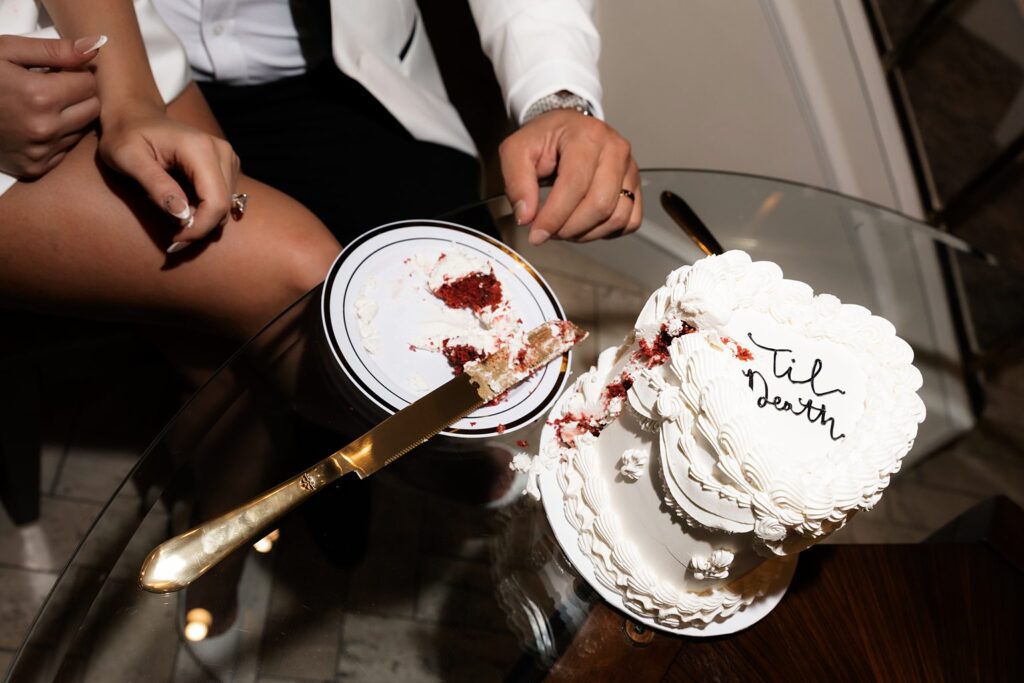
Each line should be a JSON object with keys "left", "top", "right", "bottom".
{"left": 230, "top": 193, "right": 248, "bottom": 221}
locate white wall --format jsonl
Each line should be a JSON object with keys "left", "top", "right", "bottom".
{"left": 594, "top": 0, "right": 922, "bottom": 215}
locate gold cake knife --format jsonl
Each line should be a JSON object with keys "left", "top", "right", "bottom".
{"left": 139, "top": 321, "right": 586, "bottom": 593}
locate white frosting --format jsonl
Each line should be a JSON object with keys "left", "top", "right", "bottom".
{"left": 412, "top": 305, "right": 501, "bottom": 354}
{"left": 628, "top": 250, "right": 925, "bottom": 554}
{"left": 655, "top": 386, "right": 685, "bottom": 419}
{"left": 618, "top": 448, "right": 648, "bottom": 481}
{"left": 541, "top": 346, "right": 779, "bottom": 626}
{"left": 555, "top": 426, "right": 786, "bottom": 626}
{"left": 407, "top": 374, "right": 429, "bottom": 392}
{"left": 689, "top": 549, "right": 735, "bottom": 581}
{"left": 355, "top": 277, "right": 380, "bottom": 355}
{"left": 511, "top": 452, "right": 534, "bottom": 472}
{"left": 425, "top": 249, "right": 486, "bottom": 292}
{"left": 536, "top": 249, "right": 925, "bottom": 627}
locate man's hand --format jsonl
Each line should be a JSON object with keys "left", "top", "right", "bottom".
{"left": 500, "top": 109, "right": 641, "bottom": 245}
{"left": 0, "top": 34, "right": 104, "bottom": 178}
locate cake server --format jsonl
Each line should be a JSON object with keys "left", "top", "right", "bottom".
{"left": 140, "top": 320, "right": 585, "bottom": 593}
{"left": 661, "top": 190, "right": 725, "bottom": 256}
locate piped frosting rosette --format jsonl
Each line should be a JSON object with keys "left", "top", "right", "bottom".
{"left": 626, "top": 251, "right": 926, "bottom": 555}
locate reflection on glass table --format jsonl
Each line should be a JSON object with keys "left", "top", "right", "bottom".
{"left": 8, "top": 170, "right": 985, "bottom": 682}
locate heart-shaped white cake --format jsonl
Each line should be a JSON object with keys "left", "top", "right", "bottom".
{"left": 530, "top": 250, "right": 926, "bottom": 628}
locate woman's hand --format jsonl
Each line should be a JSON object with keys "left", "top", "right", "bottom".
{"left": 98, "top": 104, "right": 241, "bottom": 252}
{"left": 0, "top": 34, "right": 103, "bottom": 178}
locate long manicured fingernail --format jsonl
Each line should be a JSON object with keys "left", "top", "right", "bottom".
{"left": 166, "top": 241, "right": 189, "bottom": 254}
{"left": 529, "top": 228, "right": 550, "bottom": 246}
{"left": 164, "top": 195, "right": 190, "bottom": 220}
{"left": 513, "top": 200, "right": 527, "bottom": 226}
{"left": 74, "top": 35, "right": 107, "bottom": 54}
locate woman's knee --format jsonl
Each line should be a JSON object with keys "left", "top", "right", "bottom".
{"left": 226, "top": 194, "right": 340, "bottom": 337}
{"left": 268, "top": 205, "right": 340, "bottom": 307}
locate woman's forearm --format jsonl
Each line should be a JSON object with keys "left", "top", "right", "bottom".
{"left": 41, "top": 0, "right": 165, "bottom": 123}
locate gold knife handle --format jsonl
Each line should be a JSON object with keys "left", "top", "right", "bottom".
{"left": 139, "top": 456, "right": 352, "bottom": 593}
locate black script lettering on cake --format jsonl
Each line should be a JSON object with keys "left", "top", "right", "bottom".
{"left": 741, "top": 333, "right": 847, "bottom": 441}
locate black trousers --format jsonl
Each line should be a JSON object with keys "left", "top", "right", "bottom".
{"left": 198, "top": 64, "right": 483, "bottom": 244}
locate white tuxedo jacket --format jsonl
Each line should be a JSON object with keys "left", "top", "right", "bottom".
{"left": 329, "top": 0, "right": 604, "bottom": 156}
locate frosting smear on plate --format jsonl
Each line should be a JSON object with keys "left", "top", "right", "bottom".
{"left": 357, "top": 248, "right": 531, "bottom": 402}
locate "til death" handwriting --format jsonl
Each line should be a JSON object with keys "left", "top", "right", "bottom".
{"left": 740, "top": 333, "right": 846, "bottom": 441}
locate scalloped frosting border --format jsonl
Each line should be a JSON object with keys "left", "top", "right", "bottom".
{"left": 555, "top": 426, "right": 784, "bottom": 628}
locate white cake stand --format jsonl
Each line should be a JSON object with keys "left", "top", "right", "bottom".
{"left": 537, "top": 463, "right": 798, "bottom": 637}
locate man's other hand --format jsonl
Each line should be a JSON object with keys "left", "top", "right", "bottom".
{"left": 500, "top": 109, "right": 641, "bottom": 245}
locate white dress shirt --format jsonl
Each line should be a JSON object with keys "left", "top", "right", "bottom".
{"left": 151, "top": 0, "right": 603, "bottom": 156}
{"left": 152, "top": 0, "right": 325, "bottom": 85}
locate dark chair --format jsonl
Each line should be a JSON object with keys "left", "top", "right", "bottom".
{"left": 0, "top": 339, "right": 42, "bottom": 524}
{"left": 0, "top": 312, "right": 137, "bottom": 524}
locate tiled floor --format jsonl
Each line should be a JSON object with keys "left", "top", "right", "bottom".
{"left": 0, "top": 341, "right": 175, "bottom": 680}
{"left": 1, "top": 246, "right": 1022, "bottom": 681}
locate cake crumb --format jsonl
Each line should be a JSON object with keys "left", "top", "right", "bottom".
{"left": 719, "top": 336, "right": 755, "bottom": 361}
{"left": 635, "top": 321, "right": 697, "bottom": 367}
{"left": 433, "top": 271, "right": 503, "bottom": 312}
{"left": 440, "top": 340, "right": 486, "bottom": 375}
{"left": 603, "top": 372, "right": 635, "bottom": 402}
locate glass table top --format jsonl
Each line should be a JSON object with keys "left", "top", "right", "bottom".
{"left": 7, "top": 169, "right": 981, "bottom": 682}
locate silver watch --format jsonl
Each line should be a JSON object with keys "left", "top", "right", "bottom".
{"left": 522, "top": 90, "right": 595, "bottom": 123}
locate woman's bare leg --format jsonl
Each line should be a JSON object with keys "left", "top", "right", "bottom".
{"left": 0, "top": 83, "right": 345, "bottom": 635}
{"left": 0, "top": 83, "right": 341, "bottom": 340}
